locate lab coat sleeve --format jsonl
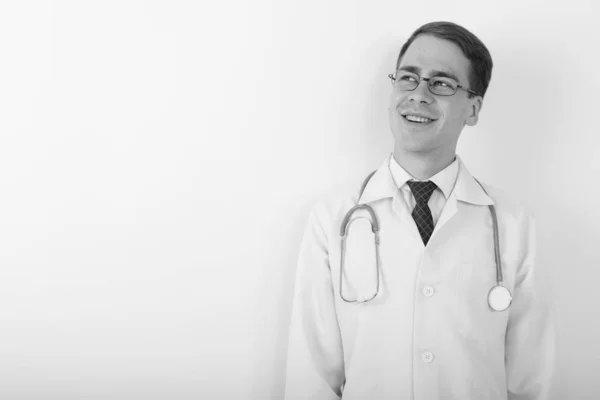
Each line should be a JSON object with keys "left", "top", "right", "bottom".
{"left": 505, "top": 212, "right": 556, "bottom": 400}
{"left": 284, "top": 204, "right": 345, "bottom": 400}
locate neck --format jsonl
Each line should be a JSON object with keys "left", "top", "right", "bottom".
{"left": 393, "top": 146, "right": 456, "bottom": 181}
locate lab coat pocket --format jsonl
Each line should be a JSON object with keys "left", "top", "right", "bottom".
{"left": 448, "top": 252, "right": 509, "bottom": 346}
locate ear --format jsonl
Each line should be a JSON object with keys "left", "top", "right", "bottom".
{"left": 465, "top": 96, "right": 483, "bottom": 126}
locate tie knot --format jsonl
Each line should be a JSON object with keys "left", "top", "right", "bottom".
{"left": 407, "top": 180, "right": 438, "bottom": 204}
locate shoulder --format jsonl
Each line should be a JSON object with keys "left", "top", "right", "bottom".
{"left": 310, "top": 175, "right": 367, "bottom": 217}
{"left": 477, "top": 180, "right": 536, "bottom": 228}
{"left": 305, "top": 173, "right": 374, "bottom": 231}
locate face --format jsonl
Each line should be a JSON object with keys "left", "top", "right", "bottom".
{"left": 388, "top": 34, "right": 482, "bottom": 158}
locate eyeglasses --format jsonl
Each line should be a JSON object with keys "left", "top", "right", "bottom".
{"left": 388, "top": 71, "right": 478, "bottom": 97}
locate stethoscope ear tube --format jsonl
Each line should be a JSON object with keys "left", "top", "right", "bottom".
{"left": 339, "top": 217, "right": 380, "bottom": 303}
{"left": 339, "top": 172, "right": 382, "bottom": 303}
{"left": 339, "top": 204, "right": 380, "bottom": 236}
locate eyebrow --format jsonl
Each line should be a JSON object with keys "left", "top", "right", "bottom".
{"left": 397, "top": 65, "right": 461, "bottom": 83}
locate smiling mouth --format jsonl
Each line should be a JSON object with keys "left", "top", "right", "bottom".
{"left": 403, "top": 114, "right": 436, "bottom": 123}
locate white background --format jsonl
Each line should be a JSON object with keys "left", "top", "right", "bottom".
{"left": 0, "top": 0, "right": 598, "bottom": 399}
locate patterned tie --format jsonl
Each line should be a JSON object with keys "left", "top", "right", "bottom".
{"left": 406, "top": 180, "right": 438, "bottom": 245}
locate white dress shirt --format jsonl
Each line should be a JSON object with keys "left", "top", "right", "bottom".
{"left": 389, "top": 153, "right": 459, "bottom": 227}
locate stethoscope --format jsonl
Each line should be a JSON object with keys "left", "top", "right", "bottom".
{"left": 339, "top": 156, "right": 513, "bottom": 312}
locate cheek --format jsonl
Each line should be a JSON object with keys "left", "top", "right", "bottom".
{"left": 388, "top": 92, "right": 402, "bottom": 110}
{"left": 440, "top": 104, "right": 468, "bottom": 126}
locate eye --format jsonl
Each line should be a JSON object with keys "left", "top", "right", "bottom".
{"left": 397, "top": 74, "right": 417, "bottom": 82}
{"left": 431, "top": 77, "right": 456, "bottom": 89}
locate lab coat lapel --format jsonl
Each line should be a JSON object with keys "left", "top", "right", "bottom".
{"left": 453, "top": 156, "right": 494, "bottom": 206}
{"left": 429, "top": 156, "right": 493, "bottom": 242}
{"left": 432, "top": 190, "right": 458, "bottom": 237}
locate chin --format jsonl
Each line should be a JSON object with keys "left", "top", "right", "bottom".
{"left": 393, "top": 139, "right": 432, "bottom": 154}
{"left": 392, "top": 130, "right": 434, "bottom": 151}
{"left": 399, "top": 143, "right": 435, "bottom": 154}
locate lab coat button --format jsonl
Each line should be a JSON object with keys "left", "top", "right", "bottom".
{"left": 422, "top": 285, "right": 435, "bottom": 297}
{"left": 422, "top": 352, "right": 434, "bottom": 363}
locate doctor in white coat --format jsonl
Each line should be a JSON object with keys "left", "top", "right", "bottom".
{"left": 284, "top": 21, "right": 555, "bottom": 400}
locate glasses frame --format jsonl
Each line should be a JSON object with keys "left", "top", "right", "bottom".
{"left": 388, "top": 71, "right": 479, "bottom": 97}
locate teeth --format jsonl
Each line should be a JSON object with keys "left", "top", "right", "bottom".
{"left": 405, "top": 115, "right": 433, "bottom": 123}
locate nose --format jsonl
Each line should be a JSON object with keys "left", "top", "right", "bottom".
{"left": 407, "top": 79, "right": 434, "bottom": 104}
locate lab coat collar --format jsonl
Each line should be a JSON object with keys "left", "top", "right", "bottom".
{"left": 358, "top": 154, "right": 494, "bottom": 206}
{"left": 453, "top": 156, "right": 494, "bottom": 206}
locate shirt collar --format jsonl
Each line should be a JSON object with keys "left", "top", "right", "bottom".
{"left": 388, "top": 153, "right": 458, "bottom": 200}
{"left": 358, "top": 153, "right": 494, "bottom": 206}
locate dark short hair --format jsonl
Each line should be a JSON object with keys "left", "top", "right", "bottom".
{"left": 395, "top": 21, "right": 493, "bottom": 98}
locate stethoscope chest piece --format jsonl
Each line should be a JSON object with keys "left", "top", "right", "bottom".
{"left": 488, "top": 285, "right": 512, "bottom": 311}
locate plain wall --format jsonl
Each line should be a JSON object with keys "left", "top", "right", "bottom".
{"left": 0, "top": 0, "right": 598, "bottom": 399}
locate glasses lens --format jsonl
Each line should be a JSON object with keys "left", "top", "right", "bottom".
{"left": 428, "top": 77, "right": 458, "bottom": 96}
{"left": 393, "top": 72, "right": 419, "bottom": 91}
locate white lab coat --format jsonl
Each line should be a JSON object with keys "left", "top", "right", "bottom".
{"left": 284, "top": 155, "right": 555, "bottom": 400}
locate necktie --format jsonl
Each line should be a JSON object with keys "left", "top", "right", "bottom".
{"left": 406, "top": 180, "right": 438, "bottom": 245}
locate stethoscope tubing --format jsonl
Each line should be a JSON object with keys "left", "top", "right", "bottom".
{"left": 338, "top": 154, "right": 511, "bottom": 310}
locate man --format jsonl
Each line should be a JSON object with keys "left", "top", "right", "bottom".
{"left": 284, "top": 21, "right": 554, "bottom": 399}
